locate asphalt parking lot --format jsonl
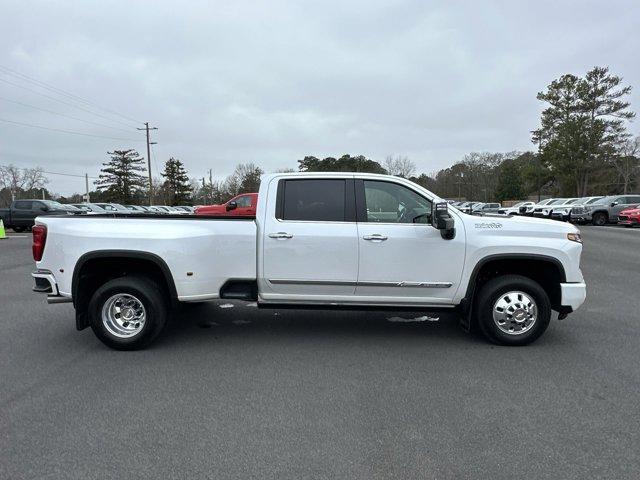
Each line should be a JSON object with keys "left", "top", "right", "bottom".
{"left": 1, "top": 226, "right": 639, "bottom": 479}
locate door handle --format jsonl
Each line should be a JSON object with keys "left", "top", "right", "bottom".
{"left": 268, "top": 232, "right": 293, "bottom": 239}
{"left": 363, "top": 234, "right": 388, "bottom": 241}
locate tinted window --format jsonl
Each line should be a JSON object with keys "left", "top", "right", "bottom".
{"left": 14, "top": 201, "right": 33, "bottom": 210}
{"left": 363, "top": 180, "right": 431, "bottom": 223}
{"left": 625, "top": 195, "right": 640, "bottom": 204}
{"left": 282, "top": 179, "right": 346, "bottom": 221}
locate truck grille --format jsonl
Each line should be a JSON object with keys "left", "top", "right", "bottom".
{"left": 572, "top": 206, "right": 585, "bottom": 214}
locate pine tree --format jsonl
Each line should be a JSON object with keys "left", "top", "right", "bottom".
{"left": 161, "top": 157, "right": 192, "bottom": 205}
{"left": 533, "top": 67, "right": 634, "bottom": 196}
{"left": 95, "top": 149, "right": 147, "bottom": 203}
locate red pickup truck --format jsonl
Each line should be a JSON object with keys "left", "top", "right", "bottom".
{"left": 195, "top": 193, "right": 258, "bottom": 216}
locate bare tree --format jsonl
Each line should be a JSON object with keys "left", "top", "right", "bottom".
{"left": 0, "top": 164, "right": 49, "bottom": 202}
{"left": 384, "top": 155, "right": 416, "bottom": 178}
{"left": 611, "top": 136, "right": 640, "bottom": 194}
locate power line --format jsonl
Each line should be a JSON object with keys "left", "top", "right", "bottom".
{"left": 0, "top": 117, "right": 143, "bottom": 142}
{"left": 43, "top": 170, "right": 99, "bottom": 179}
{"left": 0, "top": 96, "right": 136, "bottom": 133}
{"left": 0, "top": 77, "right": 140, "bottom": 130}
{"left": 0, "top": 64, "right": 143, "bottom": 125}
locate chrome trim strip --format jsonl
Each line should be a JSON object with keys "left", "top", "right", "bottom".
{"left": 358, "top": 281, "right": 453, "bottom": 288}
{"left": 268, "top": 279, "right": 452, "bottom": 288}
{"left": 269, "top": 279, "right": 358, "bottom": 286}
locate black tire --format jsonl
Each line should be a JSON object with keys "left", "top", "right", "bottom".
{"left": 88, "top": 276, "right": 168, "bottom": 350}
{"left": 12, "top": 226, "right": 24, "bottom": 233}
{"left": 475, "top": 275, "right": 551, "bottom": 346}
{"left": 592, "top": 212, "right": 608, "bottom": 226}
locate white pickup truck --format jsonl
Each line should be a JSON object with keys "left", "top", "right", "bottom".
{"left": 31, "top": 172, "right": 586, "bottom": 350}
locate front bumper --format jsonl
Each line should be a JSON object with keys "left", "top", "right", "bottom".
{"left": 570, "top": 213, "right": 592, "bottom": 223}
{"left": 560, "top": 282, "right": 586, "bottom": 311}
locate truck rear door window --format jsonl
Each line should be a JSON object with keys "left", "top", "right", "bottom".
{"left": 281, "top": 179, "right": 346, "bottom": 221}
{"left": 14, "top": 201, "right": 33, "bottom": 210}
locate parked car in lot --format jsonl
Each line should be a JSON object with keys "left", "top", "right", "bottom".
{"left": 95, "top": 203, "right": 140, "bottom": 214}
{"left": 32, "top": 172, "right": 586, "bottom": 350}
{"left": 570, "top": 194, "right": 640, "bottom": 225}
{"left": 195, "top": 193, "right": 258, "bottom": 216}
{"left": 124, "top": 205, "right": 148, "bottom": 213}
{"left": 471, "top": 202, "right": 501, "bottom": 214}
{"left": 522, "top": 198, "right": 556, "bottom": 216}
{"left": 173, "top": 206, "right": 194, "bottom": 213}
{"left": 549, "top": 198, "right": 581, "bottom": 221}
{"left": 617, "top": 204, "right": 640, "bottom": 227}
{"left": 498, "top": 201, "right": 535, "bottom": 215}
{"left": 70, "top": 203, "right": 107, "bottom": 214}
{"left": 0, "top": 199, "right": 72, "bottom": 232}
{"left": 532, "top": 198, "right": 568, "bottom": 218}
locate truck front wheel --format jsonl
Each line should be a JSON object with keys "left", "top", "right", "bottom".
{"left": 88, "top": 276, "right": 168, "bottom": 350}
{"left": 475, "top": 275, "right": 551, "bottom": 346}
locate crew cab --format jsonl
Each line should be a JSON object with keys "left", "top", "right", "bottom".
{"left": 31, "top": 173, "right": 587, "bottom": 350}
{"left": 0, "top": 199, "right": 74, "bottom": 232}
{"left": 195, "top": 193, "right": 258, "bottom": 216}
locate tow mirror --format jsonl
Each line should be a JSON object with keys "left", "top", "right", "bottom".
{"left": 432, "top": 202, "right": 455, "bottom": 240}
{"left": 226, "top": 201, "right": 237, "bottom": 211}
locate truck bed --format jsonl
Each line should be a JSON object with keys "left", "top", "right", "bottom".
{"left": 35, "top": 215, "right": 257, "bottom": 301}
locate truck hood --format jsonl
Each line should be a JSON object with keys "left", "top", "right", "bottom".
{"left": 459, "top": 211, "right": 579, "bottom": 235}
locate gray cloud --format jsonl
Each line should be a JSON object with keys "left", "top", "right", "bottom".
{"left": 1, "top": 0, "right": 639, "bottom": 194}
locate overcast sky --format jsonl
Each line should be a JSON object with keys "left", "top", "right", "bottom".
{"left": 1, "top": 0, "right": 639, "bottom": 195}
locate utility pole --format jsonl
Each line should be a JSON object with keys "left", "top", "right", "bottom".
{"left": 85, "top": 173, "right": 90, "bottom": 202}
{"left": 209, "top": 169, "right": 213, "bottom": 204}
{"left": 137, "top": 122, "right": 158, "bottom": 205}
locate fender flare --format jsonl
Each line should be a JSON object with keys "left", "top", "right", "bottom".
{"left": 459, "top": 253, "right": 567, "bottom": 331}
{"left": 72, "top": 249, "right": 178, "bottom": 304}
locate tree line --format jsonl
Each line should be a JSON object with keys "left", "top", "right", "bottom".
{"left": 2, "top": 65, "right": 637, "bottom": 207}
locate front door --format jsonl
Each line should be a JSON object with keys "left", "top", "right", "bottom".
{"left": 234, "top": 195, "right": 255, "bottom": 216}
{"left": 354, "top": 179, "right": 465, "bottom": 305}
{"left": 260, "top": 177, "right": 359, "bottom": 302}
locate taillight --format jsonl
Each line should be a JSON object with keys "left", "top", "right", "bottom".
{"left": 32, "top": 224, "right": 47, "bottom": 261}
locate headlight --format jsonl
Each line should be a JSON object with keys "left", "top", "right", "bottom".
{"left": 567, "top": 233, "right": 582, "bottom": 243}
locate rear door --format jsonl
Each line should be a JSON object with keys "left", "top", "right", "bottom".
{"left": 12, "top": 201, "right": 34, "bottom": 227}
{"left": 260, "top": 177, "right": 359, "bottom": 300}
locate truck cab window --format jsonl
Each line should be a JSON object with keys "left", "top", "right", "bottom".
{"left": 281, "top": 179, "right": 346, "bottom": 221}
{"left": 14, "top": 201, "right": 33, "bottom": 210}
{"left": 236, "top": 195, "right": 252, "bottom": 207}
{"left": 363, "top": 181, "right": 431, "bottom": 224}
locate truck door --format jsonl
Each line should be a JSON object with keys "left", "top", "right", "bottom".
{"left": 260, "top": 177, "right": 359, "bottom": 301}
{"left": 354, "top": 179, "right": 465, "bottom": 305}
{"left": 234, "top": 195, "right": 255, "bottom": 216}
{"left": 12, "top": 201, "right": 34, "bottom": 227}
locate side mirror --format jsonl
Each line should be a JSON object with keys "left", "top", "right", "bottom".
{"left": 226, "top": 201, "right": 237, "bottom": 211}
{"left": 432, "top": 202, "right": 455, "bottom": 240}
{"left": 611, "top": 202, "right": 618, "bottom": 207}
{"left": 40, "top": 205, "right": 49, "bottom": 212}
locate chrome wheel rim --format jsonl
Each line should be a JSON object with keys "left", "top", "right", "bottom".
{"left": 101, "top": 293, "right": 146, "bottom": 338}
{"left": 492, "top": 291, "right": 537, "bottom": 335}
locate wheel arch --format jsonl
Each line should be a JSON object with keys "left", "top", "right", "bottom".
{"left": 72, "top": 250, "right": 178, "bottom": 330}
{"left": 460, "top": 253, "right": 566, "bottom": 330}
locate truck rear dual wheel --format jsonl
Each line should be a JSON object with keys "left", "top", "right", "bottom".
{"left": 88, "top": 276, "right": 168, "bottom": 350}
{"left": 475, "top": 275, "right": 551, "bottom": 346}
